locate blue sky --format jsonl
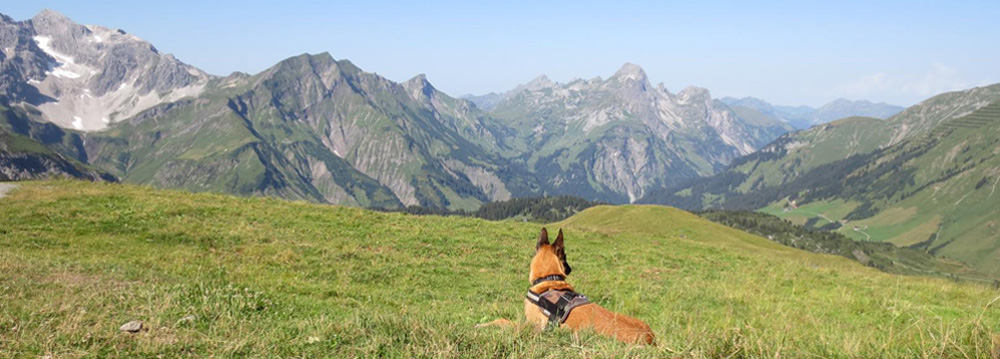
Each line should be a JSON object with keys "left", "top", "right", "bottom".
{"left": 6, "top": 1, "right": 999, "bottom": 107}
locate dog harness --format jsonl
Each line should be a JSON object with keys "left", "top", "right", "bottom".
{"left": 525, "top": 274, "right": 591, "bottom": 325}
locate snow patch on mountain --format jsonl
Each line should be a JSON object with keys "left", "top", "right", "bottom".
{"left": 33, "top": 36, "right": 73, "bottom": 64}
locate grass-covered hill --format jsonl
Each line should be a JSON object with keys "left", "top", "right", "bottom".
{"left": 2, "top": 181, "right": 999, "bottom": 358}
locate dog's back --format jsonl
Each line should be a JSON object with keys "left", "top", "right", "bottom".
{"left": 563, "top": 303, "right": 655, "bottom": 345}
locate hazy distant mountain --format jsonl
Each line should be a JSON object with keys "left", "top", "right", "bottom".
{"left": 720, "top": 96, "right": 811, "bottom": 129}
{"left": 810, "top": 98, "right": 904, "bottom": 124}
{"left": 461, "top": 92, "right": 504, "bottom": 111}
{"left": 721, "top": 97, "right": 903, "bottom": 129}
{"left": 772, "top": 104, "right": 815, "bottom": 118}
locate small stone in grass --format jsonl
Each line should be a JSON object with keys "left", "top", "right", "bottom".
{"left": 120, "top": 320, "right": 143, "bottom": 333}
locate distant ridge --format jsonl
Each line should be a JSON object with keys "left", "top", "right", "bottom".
{"left": 720, "top": 96, "right": 904, "bottom": 129}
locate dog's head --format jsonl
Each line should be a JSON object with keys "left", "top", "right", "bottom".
{"left": 529, "top": 227, "right": 572, "bottom": 283}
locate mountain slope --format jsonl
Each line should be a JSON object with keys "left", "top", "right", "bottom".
{"left": 756, "top": 101, "right": 1000, "bottom": 273}
{"left": 81, "top": 53, "right": 533, "bottom": 210}
{"left": 646, "top": 97, "right": 1000, "bottom": 274}
{"left": 650, "top": 83, "right": 1000, "bottom": 210}
{"left": 0, "top": 128, "right": 113, "bottom": 181}
{"left": 487, "top": 64, "right": 793, "bottom": 203}
{"left": 2, "top": 181, "right": 997, "bottom": 357}
{"left": 0, "top": 100, "right": 114, "bottom": 181}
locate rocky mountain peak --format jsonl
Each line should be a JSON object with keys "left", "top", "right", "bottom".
{"left": 678, "top": 86, "right": 712, "bottom": 103}
{"left": 828, "top": 98, "right": 853, "bottom": 106}
{"left": 523, "top": 75, "right": 556, "bottom": 91}
{"left": 278, "top": 52, "right": 335, "bottom": 71}
{"left": 403, "top": 73, "right": 436, "bottom": 101}
{"left": 721, "top": 96, "right": 774, "bottom": 111}
{"left": 309, "top": 51, "right": 337, "bottom": 66}
{"left": 611, "top": 62, "right": 647, "bottom": 83}
{"left": 30, "top": 9, "right": 72, "bottom": 25}
{"left": 403, "top": 73, "right": 430, "bottom": 89}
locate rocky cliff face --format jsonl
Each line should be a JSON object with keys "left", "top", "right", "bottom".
{"left": 0, "top": 9, "right": 210, "bottom": 131}
{"left": 488, "top": 63, "right": 792, "bottom": 202}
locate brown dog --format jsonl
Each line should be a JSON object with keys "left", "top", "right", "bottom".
{"left": 479, "top": 228, "right": 655, "bottom": 345}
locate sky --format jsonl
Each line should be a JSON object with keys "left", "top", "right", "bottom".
{"left": 5, "top": 1, "right": 999, "bottom": 107}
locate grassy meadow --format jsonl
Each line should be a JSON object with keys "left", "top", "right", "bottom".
{"left": 1, "top": 181, "right": 999, "bottom": 358}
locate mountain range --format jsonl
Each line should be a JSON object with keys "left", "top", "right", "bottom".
{"left": 0, "top": 9, "right": 800, "bottom": 209}
{"left": 481, "top": 64, "right": 795, "bottom": 202}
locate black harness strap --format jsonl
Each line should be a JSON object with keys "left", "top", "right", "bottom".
{"left": 525, "top": 289, "right": 590, "bottom": 325}
{"left": 531, "top": 274, "right": 565, "bottom": 286}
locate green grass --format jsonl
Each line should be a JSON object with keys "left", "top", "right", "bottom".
{"left": 2, "top": 181, "right": 1000, "bottom": 358}
{"left": 760, "top": 199, "right": 858, "bottom": 228}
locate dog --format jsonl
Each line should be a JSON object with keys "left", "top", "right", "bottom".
{"left": 478, "top": 228, "right": 655, "bottom": 345}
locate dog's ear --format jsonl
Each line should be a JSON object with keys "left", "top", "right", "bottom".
{"left": 555, "top": 229, "right": 571, "bottom": 275}
{"left": 536, "top": 227, "right": 550, "bottom": 250}
{"left": 552, "top": 229, "right": 565, "bottom": 255}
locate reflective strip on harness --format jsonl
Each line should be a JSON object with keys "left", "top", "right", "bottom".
{"left": 526, "top": 289, "right": 590, "bottom": 324}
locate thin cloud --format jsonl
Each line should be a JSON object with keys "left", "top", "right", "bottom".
{"left": 901, "top": 63, "right": 969, "bottom": 97}
{"left": 834, "top": 63, "right": 973, "bottom": 104}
